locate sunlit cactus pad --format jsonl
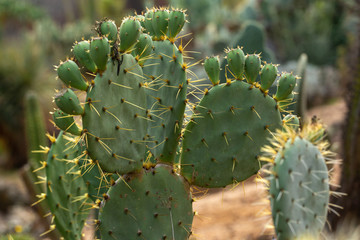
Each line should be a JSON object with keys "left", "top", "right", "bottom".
{"left": 181, "top": 80, "right": 282, "bottom": 187}
{"left": 99, "top": 164, "right": 193, "bottom": 240}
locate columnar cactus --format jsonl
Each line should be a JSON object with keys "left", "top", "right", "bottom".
{"left": 32, "top": 7, "right": 340, "bottom": 240}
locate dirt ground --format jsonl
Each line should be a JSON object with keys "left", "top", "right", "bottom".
{"left": 0, "top": 99, "right": 347, "bottom": 239}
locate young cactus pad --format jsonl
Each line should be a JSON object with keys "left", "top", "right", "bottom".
{"left": 44, "top": 131, "right": 91, "bottom": 240}
{"left": 98, "top": 164, "right": 193, "bottom": 239}
{"left": 262, "top": 123, "right": 333, "bottom": 239}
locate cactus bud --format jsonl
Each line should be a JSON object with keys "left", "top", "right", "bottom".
{"left": 99, "top": 20, "right": 118, "bottom": 45}
{"left": 134, "top": 33, "right": 153, "bottom": 63}
{"left": 226, "top": 47, "right": 245, "bottom": 80}
{"left": 57, "top": 60, "right": 88, "bottom": 91}
{"left": 168, "top": 10, "right": 186, "bottom": 40}
{"left": 152, "top": 9, "right": 169, "bottom": 40}
{"left": 244, "top": 54, "right": 261, "bottom": 84}
{"left": 119, "top": 17, "right": 141, "bottom": 53}
{"left": 90, "top": 37, "right": 110, "bottom": 72}
{"left": 204, "top": 56, "right": 221, "bottom": 86}
{"left": 73, "top": 40, "right": 97, "bottom": 73}
{"left": 260, "top": 63, "right": 278, "bottom": 91}
{"left": 144, "top": 10, "right": 155, "bottom": 36}
{"left": 52, "top": 109, "right": 82, "bottom": 136}
{"left": 275, "top": 73, "right": 296, "bottom": 101}
{"left": 55, "top": 89, "right": 84, "bottom": 115}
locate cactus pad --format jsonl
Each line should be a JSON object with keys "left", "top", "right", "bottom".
{"left": 45, "top": 131, "right": 91, "bottom": 240}
{"left": 99, "top": 164, "right": 193, "bottom": 239}
{"left": 181, "top": 79, "right": 282, "bottom": 188}
{"left": 82, "top": 55, "right": 148, "bottom": 174}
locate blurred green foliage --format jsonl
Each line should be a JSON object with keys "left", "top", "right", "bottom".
{"left": 259, "top": 0, "right": 347, "bottom": 65}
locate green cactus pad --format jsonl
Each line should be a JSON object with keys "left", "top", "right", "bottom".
{"left": 52, "top": 109, "right": 82, "bottom": 136}
{"left": 90, "top": 37, "right": 110, "bottom": 72}
{"left": 119, "top": 17, "right": 141, "bottom": 53}
{"left": 73, "top": 41, "right": 97, "bottom": 73}
{"left": 98, "top": 20, "right": 118, "bottom": 45}
{"left": 57, "top": 60, "right": 88, "bottom": 91}
{"left": 275, "top": 73, "right": 297, "bottom": 101}
{"left": 204, "top": 56, "right": 221, "bottom": 86}
{"left": 181, "top": 80, "right": 282, "bottom": 188}
{"left": 244, "top": 54, "right": 261, "bottom": 84}
{"left": 226, "top": 47, "right": 245, "bottom": 80}
{"left": 152, "top": 9, "right": 169, "bottom": 40}
{"left": 99, "top": 164, "right": 193, "bottom": 240}
{"left": 54, "top": 88, "right": 84, "bottom": 115}
{"left": 82, "top": 54, "right": 147, "bottom": 174}
{"left": 142, "top": 40, "right": 187, "bottom": 164}
{"left": 260, "top": 63, "right": 278, "bottom": 91}
{"left": 168, "top": 9, "right": 186, "bottom": 41}
{"left": 45, "top": 131, "right": 91, "bottom": 240}
{"left": 267, "top": 127, "right": 330, "bottom": 240}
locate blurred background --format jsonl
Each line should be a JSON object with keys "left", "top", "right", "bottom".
{"left": 0, "top": 0, "right": 359, "bottom": 239}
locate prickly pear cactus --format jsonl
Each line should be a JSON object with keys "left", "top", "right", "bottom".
{"left": 43, "top": 6, "right": 313, "bottom": 239}
{"left": 261, "top": 121, "right": 334, "bottom": 239}
{"left": 98, "top": 164, "right": 193, "bottom": 239}
{"left": 44, "top": 131, "right": 91, "bottom": 240}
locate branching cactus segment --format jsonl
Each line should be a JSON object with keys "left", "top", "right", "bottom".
{"left": 99, "top": 164, "right": 193, "bottom": 240}
{"left": 45, "top": 131, "right": 91, "bottom": 240}
{"left": 261, "top": 122, "right": 336, "bottom": 239}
